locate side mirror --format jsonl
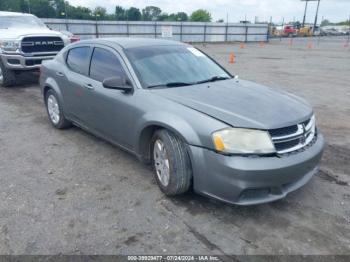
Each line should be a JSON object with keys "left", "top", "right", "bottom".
{"left": 102, "top": 76, "right": 133, "bottom": 92}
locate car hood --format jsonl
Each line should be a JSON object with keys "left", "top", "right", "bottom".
{"left": 151, "top": 79, "right": 313, "bottom": 130}
{"left": 0, "top": 27, "right": 64, "bottom": 39}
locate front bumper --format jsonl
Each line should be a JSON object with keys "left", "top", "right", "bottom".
{"left": 0, "top": 53, "right": 56, "bottom": 70}
{"left": 188, "top": 133, "right": 325, "bottom": 205}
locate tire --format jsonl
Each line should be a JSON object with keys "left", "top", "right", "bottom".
{"left": 151, "top": 129, "right": 192, "bottom": 196}
{"left": 0, "top": 59, "right": 16, "bottom": 87}
{"left": 44, "top": 89, "right": 72, "bottom": 129}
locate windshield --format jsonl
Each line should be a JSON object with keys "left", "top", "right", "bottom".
{"left": 125, "top": 45, "right": 231, "bottom": 88}
{"left": 0, "top": 16, "right": 47, "bottom": 29}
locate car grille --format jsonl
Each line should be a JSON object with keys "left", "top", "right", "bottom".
{"left": 21, "top": 36, "right": 64, "bottom": 54}
{"left": 268, "top": 116, "right": 317, "bottom": 154}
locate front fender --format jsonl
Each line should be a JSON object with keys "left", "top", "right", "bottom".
{"left": 134, "top": 111, "right": 202, "bottom": 155}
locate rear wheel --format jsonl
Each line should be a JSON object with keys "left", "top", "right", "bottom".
{"left": 152, "top": 129, "right": 192, "bottom": 196}
{"left": 45, "top": 89, "right": 72, "bottom": 129}
{"left": 0, "top": 60, "right": 16, "bottom": 87}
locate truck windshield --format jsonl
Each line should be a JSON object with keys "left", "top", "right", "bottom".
{"left": 125, "top": 45, "right": 231, "bottom": 89}
{"left": 0, "top": 16, "right": 47, "bottom": 29}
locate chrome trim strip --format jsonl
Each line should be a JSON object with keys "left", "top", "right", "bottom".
{"left": 270, "top": 115, "right": 316, "bottom": 154}
{"left": 271, "top": 124, "right": 304, "bottom": 141}
{"left": 276, "top": 131, "right": 315, "bottom": 154}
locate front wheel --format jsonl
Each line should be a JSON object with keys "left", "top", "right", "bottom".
{"left": 0, "top": 60, "right": 16, "bottom": 87}
{"left": 45, "top": 89, "right": 72, "bottom": 129}
{"left": 152, "top": 129, "right": 192, "bottom": 196}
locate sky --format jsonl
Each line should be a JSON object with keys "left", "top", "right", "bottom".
{"left": 69, "top": 0, "right": 350, "bottom": 23}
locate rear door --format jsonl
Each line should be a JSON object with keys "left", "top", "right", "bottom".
{"left": 60, "top": 45, "right": 93, "bottom": 124}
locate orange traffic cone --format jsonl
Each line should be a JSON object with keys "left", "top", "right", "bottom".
{"left": 240, "top": 43, "right": 245, "bottom": 49}
{"left": 229, "top": 52, "right": 235, "bottom": 64}
{"left": 259, "top": 41, "right": 265, "bottom": 47}
{"left": 307, "top": 42, "right": 313, "bottom": 49}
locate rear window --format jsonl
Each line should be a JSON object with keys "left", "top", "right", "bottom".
{"left": 66, "top": 47, "right": 90, "bottom": 75}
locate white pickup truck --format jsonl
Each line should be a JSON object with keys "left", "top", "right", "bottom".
{"left": 0, "top": 11, "right": 69, "bottom": 87}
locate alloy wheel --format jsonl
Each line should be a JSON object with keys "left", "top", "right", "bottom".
{"left": 47, "top": 94, "right": 60, "bottom": 125}
{"left": 153, "top": 139, "right": 170, "bottom": 187}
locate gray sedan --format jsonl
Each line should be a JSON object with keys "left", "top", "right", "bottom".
{"left": 40, "top": 38, "right": 324, "bottom": 205}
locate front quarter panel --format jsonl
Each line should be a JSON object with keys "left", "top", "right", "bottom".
{"left": 132, "top": 89, "right": 229, "bottom": 154}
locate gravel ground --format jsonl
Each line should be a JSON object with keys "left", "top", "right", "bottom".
{"left": 0, "top": 36, "right": 349, "bottom": 255}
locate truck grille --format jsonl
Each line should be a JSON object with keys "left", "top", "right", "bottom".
{"left": 269, "top": 116, "right": 317, "bottom": 154}
{"left": 21, "top": 36, "right": 64, "bottom": 54}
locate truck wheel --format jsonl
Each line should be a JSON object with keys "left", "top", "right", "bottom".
{"left": 151, "top": 129, "right": 192, "bottom": 196}
{"left": 0, "top": 60, "right": 16, "bottom": 87}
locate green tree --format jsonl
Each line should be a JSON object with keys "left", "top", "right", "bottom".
{"left": 337, "top": 20, "right": 350, "bottom": 26}
{"left": 115, "top": 5, "right": 126, "bottom": 20}
{"left": 321, "top": 19, "right": 331, "bottom": 26}
{"left": 175, "top": 12, "right": 188, "bottom": 21}
{"left": 93, "top": 6, "right": 107, "bottom": 19}
{"left": 67, "top": 5, "right": 92, "bottom": 19}
{"left": 142, "top": 6, "right": 161, "bottom": 21}
{"left": 0, "top": 0, "right": 22, "bottom": 12}
{"left": 51, "top": 0, "right": 66, "bottom": 18}
{"left": 158, "top": 12, "right": 170, "bottom": 21}
{"left": 30, "top": 0, "right": 56, "bottom": 18}
{"left": 190, "top": 9, "right": 211, "bottom": 22}
{"left": 126, "top": 7, "right": 141, "bottom": 21}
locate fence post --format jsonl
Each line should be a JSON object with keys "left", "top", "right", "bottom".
{"left": 95, "top": 21, "right": 99, "bottom": 38}
{"left": 180, "top": 22, "right": 183, "bottom": 42}
{"left": 245, "top": 24, "right": 248, "bottom": 43}
{"left": 126, "top": 22, "right": 129, "bottom": 37}
{"left": 154, "top": 22, "right": 157, "bottom": 39}
{"left": 225, "top": 23, "right": 228, "bottom": 42}
{"left": 204, "top": 23, "right": 207, "bottom": 42}
{"left": 266, "top": 24, "right": 269, "bottom": 42}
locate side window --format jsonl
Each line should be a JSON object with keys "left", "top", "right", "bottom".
{"left": 66, "top": 47, "right": 90, "bottom": 75}
{"left": 89, "top": 47, "right": 125, "bottom": 82}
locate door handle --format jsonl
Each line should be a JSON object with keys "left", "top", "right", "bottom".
{"left": 56, "top": 71, "right": 65, "bottom": 77}
{"left": 83, "top": 83, "right": 94, "bottom": 90}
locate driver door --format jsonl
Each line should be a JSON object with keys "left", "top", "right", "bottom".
{"left": 82, "top": 46, "right": 137, "bottom": 149}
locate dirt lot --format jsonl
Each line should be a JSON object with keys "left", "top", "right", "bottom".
{"left": 0, "top": 36, "right": 349, "bottom": 255}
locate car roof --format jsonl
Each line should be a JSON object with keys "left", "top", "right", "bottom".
{"left": 78, "top": 37, "right": 187, "bottom": 49}
{"left": 0, "top": 11, "right": 33, "bottom": 17}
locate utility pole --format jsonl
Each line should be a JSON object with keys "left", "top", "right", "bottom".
{"left": 280, "top": 17, "right": 284, "bottom": 42}
{"left": 301, "top": 0, "right": 319, "bottom": 28}
{"left": 302, "top": 0, "right": 308, "bottom": 27}
{"left": 313, "top": 0, "right": 321, "bottom": 33}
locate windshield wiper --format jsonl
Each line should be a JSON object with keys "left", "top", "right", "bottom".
{"left": 146, "top": 82, "right": 194, "bottom": 89}
{"left": 196, "top": 76, "right": 230, "bottom": 84}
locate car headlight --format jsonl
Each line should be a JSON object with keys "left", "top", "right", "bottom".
{"left": 212, "top": 128, "right": 276, "bottom": 154}
{"left": 0, "top": 40, "right": 20, "bottom": 52}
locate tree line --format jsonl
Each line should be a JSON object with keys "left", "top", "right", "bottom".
{"left": 0, "top": 0, "right": 213, "bottom": 22}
